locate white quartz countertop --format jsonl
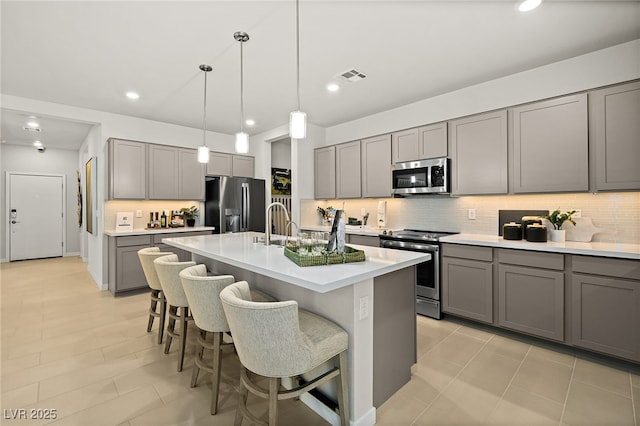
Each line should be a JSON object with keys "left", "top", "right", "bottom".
{"left": 300, "top": 224, "right": 399, "bottom": 237}
{"left": 162, "top": 232, "right": 430, "bottom": 293}
{"left": 104, "top": 226, "right": 215, "bottom": 237}
{"left": 440, "top": 233, "right": 640, "bottom": 260}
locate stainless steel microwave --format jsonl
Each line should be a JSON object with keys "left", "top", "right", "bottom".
{"left": 392, "top": 157, "right": 450, "bottom": 195}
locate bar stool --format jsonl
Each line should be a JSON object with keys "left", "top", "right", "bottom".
{"left": 137, "top": 247, "right": 173, "bottom": 344}
{"left": 153, "top": 254, "right": 195, "bottom": 372}
{"left": 220, "top": 281, "right": 350, "bottom": 426}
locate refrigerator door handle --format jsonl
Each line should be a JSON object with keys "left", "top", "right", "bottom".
{"left": 241, "top": 183, "right": 249, "bottom": 231}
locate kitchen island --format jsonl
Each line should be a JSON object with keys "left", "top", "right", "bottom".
{"left": 163, "top": 232, "right": 430, "bottom": 426}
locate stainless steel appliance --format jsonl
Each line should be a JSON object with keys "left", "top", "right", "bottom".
{"left": 392, "top": 157, "right": 450, "bottom": 196}
{"left": 379, "top": 229, "right": 458, "bottom": 319}
{"left": 205, "top": 176, "right": 265, "bottom": 234}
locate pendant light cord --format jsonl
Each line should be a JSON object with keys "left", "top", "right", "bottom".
{"left": 296, "top": 0, "right": 301, "bottom": 111}
{"left": 202, "top": 69, "right": 208, "bottom": 145}
{"left": 240, "top": 40, "right": 245, "bottom": 134}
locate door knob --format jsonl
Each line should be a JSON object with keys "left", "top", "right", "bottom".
{"left": 11, "top": 220, "right": 19, "bottom": 224}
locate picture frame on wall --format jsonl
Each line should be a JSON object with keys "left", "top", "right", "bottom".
{"left": 271, "top": 168, "right": 291, "bottom": 195}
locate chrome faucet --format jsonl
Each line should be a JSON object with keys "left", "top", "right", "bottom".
{"left": 265, "top": 202, "right": 290, "bottom": 246}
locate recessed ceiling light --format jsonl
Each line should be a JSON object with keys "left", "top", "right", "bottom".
{"left": 26, "top": 120, "right": 39, "bottom": 128}
{"left": 327, "top": 83, "right": 340, "bottom": 92}
{"left": 33, "top": 141, "right": 43, "bottom": 147}
{"left": 518, "top": 0, "right": 542, "bottom": 12}
{"left": 126, "top": 91, "right": 140, "bottom": 100}
{"left": 245, "top": 119, "right": 255, "bottom": 126}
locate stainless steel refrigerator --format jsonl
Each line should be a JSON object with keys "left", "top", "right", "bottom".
{"left": 205, "top": 177, "right": 266, "bottom": 234}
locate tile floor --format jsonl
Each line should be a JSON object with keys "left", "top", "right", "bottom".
{"left": 1, "top": 256, "right": 638, "bottom": 425}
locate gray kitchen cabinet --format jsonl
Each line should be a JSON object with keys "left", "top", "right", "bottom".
{"left": 108, "top": 235, "right": 151, "bottom": 295}
{"left": 571, "top": 255, "right": 640, "bottom": 362}
{"left": 314, "top": 146, "right": 336, "bottom": 199}
{"left": 512, "top": 93, "right": 588, "bottom": 193}
{"left": 361, "top": 134, "right": 392, "bottom": 198}
{"left": 232, "top": 155, "right": 255, "bottom": 178}
{"left": 449, "top": 110, "right": 508, "bottom": 195}
{"left": 392, "top": 128, "right": 420, "bottom": 164}
{"left": 178, "top": 148, "right": 205, "bottom": 200}
{"left": 336, "top": 141, "right": 362, "bottom": 198}
{"left": 497, "top": 249, "right": 564, "bottom": 342}
{"left": 418, "top": 122, "right": 447, "bottom": 159}
{"left": 589, "top": 80, "right": 640, "bottom": 191}
{"left": 441, "top": 244, "right": 494, "bottom": 324}
{"left": 207, "top": 151, "right": 233, "bottom": 176}
{"left": 348, "top": 234, "right": 380, "bottom": 247}
{"left": 148, "top": 144, "right": 180, "bottom": 199}
{"left": 108, "top": 138, "right": 147, "bottom": 199}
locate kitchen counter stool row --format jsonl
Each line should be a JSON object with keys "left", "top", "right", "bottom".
{"left": 137, "top": 247, "right": 350, "bottom": 425}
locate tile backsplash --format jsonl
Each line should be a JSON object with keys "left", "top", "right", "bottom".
{"left": 301, "top": 192, "right": 640, "bottom": 244}
{"left": 105, "top": 200, "right": 204, "bottom": 231}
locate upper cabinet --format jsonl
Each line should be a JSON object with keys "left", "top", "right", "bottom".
{"left": 589, "top": 80, "right": 640, "bottom": 191}
{"left": 336, "top": 140, "right": 362, "bottom": 198}
{"left": 314, "top": 146, "right": 336, "bottom": 199}
{"left": 148, "top": 145, "right": 180, "bottom": 199}
{"left": 361, "top": 134, "right": 392, "bottom": 198}
{"left": 206, "top": 152, "right": 254, "bottom": 178}
{"left": 178, "top": 148, "right": 205, "bottom": 200}
{"left": 391, "top": 128, "right": 419, "bottom": 164}
{"left": 449, "top": 110, "right": 508, "bottom": 195}
{"left": 418, "top": 122, "right": 448, "bottom": 160}
{"left": 108, "top": 138, "right": 147, "bottom": 199}
{"left": 511, "top": 93, "right": 588, "bottom": 193}
{"left": 232, "top": 155, "right": 255, "bottom": 178}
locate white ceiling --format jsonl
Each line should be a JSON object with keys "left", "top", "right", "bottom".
{"left": 2, "top": 0, "right": 639, "bottom": 151}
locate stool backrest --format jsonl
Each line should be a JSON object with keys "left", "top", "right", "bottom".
{"left": 220, "top": 281, "right": 311, "bottom": 377}
{"left": 180, "top": 264, "right": 235, "bottom": 333}
{"left": 138, "top": 247, "right": 174, "bottom": 291}
{"left": 153, "top": 254, "right": 195, "bottom": 307}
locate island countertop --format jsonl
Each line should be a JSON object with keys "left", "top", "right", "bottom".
{"left": 162, "top": 231, "right": 430, "bottom": 293}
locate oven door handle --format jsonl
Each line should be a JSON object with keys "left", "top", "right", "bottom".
{"left": 380, "top": 240, "right": 439, "bottom": 252}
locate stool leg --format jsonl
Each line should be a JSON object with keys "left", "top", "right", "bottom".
{"left": 164, "top": 305, "right": 177, "bottom": 354}
{"left": 191, "top": 330, "right": 205, "bottom": 388}
{"left": 177, "top": 306, "right": 189, "bottom": 372}
{"left": 211, "top": 331, "right": 223, "bottom": 415}
{"left": 234, "top": 367, "right": 249, "bottom": 426}
{"left": 336, "top": 351, "right": 350, "bottom": 426}
{"left": 158, "top": 292, "right": 166, "bottom": 344}
{"left": 268, "top": 377, "right": 279, "bottom": 426}
{"left": 147, "top": 290, "right": 158, "bottom": 332}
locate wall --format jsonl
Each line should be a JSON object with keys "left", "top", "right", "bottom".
{"left": 271, "top": 138, "right": 291, "bottom": 169}
{"left": 325, "top": 40, "right": 640, "bottom": 145}
{"left": 0, "top": 144, "right": 82, "bottom": 260}
{"left": 301, "top": 192, "right": 640, "bottom": 244}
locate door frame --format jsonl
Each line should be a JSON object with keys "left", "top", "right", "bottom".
{"left": 5, "top": 171, "right": 67, "bottom": 261}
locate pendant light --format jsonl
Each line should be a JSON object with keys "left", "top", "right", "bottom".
{"left": 234, "top": 31, "right": 250, "bottom": 154}
{"left": 197, "top": 64, "right": 213, "bottom": 163}
{"left": 289, "top": 0, "right": 306, "bottom": 139}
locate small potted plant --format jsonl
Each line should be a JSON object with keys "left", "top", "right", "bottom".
{"left": 542, "top": 208, "right": 576, "bottom": 242}
{"left": 180, "top": 205, "right": 200, "bottom": 227}
{"left": 317, "top": 206, "right": 333, "bottom": 226}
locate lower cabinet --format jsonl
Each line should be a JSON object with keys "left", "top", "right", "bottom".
{"left": 570, "top": 256, "right": 640, "bottom": 362}
{"left": 347, "top": 234, "right": 380, "bottom": 247}
{"left": 441, "top": 244, "right": 493, "bottom": 324}
{"left": 108, "top": 231, "right": 212, "bottom": 295}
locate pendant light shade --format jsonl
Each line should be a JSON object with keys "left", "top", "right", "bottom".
{"left": 289, "top": 110, "right": 306, "bottom": 139}
{"left": 289, "top": 0, "right": 306, "bottom": 139}
{"left": 197, "top": 64, "right": 212, "bottom": 164}
{"left": 234, "top": 31, "right": 250, "bottom": 154}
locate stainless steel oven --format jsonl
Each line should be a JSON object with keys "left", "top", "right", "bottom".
{"left": 379, "top": 230, "right": 457, "bottom": 319}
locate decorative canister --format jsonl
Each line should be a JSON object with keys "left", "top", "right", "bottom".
{"left": 521, "top": 216, "right": 543, "bottom": 240}
{"left": 526, "top": 223, "right": 547, "bottom": 242}
{"left": 503, "top": 222, "right": 523, "bottom": 240}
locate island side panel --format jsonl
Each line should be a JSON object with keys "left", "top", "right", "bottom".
{"left": 373, "top": 265, "right": 417, "bottom": 407}
{"left": 194, "top": 254, "right": 377, "bottom": 426}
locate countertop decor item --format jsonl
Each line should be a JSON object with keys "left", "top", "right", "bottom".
{"left": 180, "top": 205, "right": 200, "bottom": 227}
{"left": 503, "top": 222, "right": 523, "bottom": 240}
{"left": 565, "top": 217, "right": 605, "bottom": 242}
{"left": 542, "top": 208, "right": 576, "bottom": 242}
{"left": 525, "top": 223, "right": 547, "bottom": 242}
{"left": 284, "top": 244, "right": 365, "bottom": 267}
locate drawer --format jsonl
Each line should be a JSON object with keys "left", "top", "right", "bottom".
{"left": 572, "top": 255, "right": 640, "bottom": 280}
{"left": 442, "top": 243, "right": 492, "bottom": 262}
{"left": 498, "top": 248, "right": 564, "bottom": 270}
{"left": 115, "top": 235, "right": 151, "bottom": 247}
{"left": 152, "top": 231, "right": 211, "bottom": 244}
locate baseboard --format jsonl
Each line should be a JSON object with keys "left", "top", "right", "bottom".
{"left": 64, "top": 252, "right": 81, "bottom": 257}
{"left": 0, "top": 258, "right": 7, "bottom": 263}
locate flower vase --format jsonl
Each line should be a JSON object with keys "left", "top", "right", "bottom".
{"left": 549, "top": 229, "right": 565, "bottom": 242}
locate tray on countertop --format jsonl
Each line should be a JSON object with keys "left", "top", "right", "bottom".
{"left": 284, "top": 245, "right": 365, "bottom": 267}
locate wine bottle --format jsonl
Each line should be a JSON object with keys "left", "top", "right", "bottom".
{"left": 160, "top": 211, "right": 167, "bottom": 228}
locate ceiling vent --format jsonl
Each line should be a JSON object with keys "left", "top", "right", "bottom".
{"left": 336, "top": 68, "right": 367, "bottom": 83}
{"left": 22, "top": 126, "right": 42, "bottom": 132}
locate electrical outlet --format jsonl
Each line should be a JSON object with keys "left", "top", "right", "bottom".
{"left": 573, "top": 209, "right": 582, "bottom": 218}
{"left": 135, "top": 210, "right": 143, "bottom": 218}
{"left": 468, "top": 209, "right": 476, "bottom": 220}
{"left": 359, "top": 296, "right": 369, "bottom": 320}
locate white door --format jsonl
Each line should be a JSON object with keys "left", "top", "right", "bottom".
{"left": 9, "top": 174, "right": 64, "bottom": 261}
